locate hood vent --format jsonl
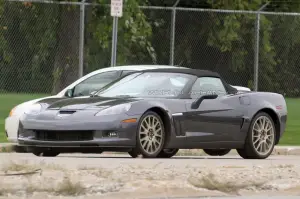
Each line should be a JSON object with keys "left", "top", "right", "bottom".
{"left": 58, "top": 110, "right": 77, "bottom": 115}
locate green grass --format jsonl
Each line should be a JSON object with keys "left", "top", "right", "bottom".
{"left": 0, "top": 94, "right": 299, "bottom": 145}
{"left": 278, "top": 98, "right": 300, "bottom": 145}
{"left": 0, "top": 93, "right": 47, "bottom": 142}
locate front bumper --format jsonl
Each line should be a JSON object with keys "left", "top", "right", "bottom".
{"left": 17, "top": 138, "right": 135, "bottom": 148}
{"left": 18, "top": 113, "right": 140, "bottom": 148}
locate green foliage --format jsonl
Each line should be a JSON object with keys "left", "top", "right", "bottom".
{"left": 209, "top": 0, "right": 265, "bottom": 10}
{"left": 85, "top": 0, "right": 156, "bottom": 73}
{"left": 1, "top": 0, "right": 300, "bottom": 96}
{"left": 0, "top": 1, "right": 59, "bottom": 93}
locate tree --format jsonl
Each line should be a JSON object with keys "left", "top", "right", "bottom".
{"left": 0, "top": 1, "right": 59, "bottom": 93}
{"left": 1, "top": 0, "right": 300, "bottom": 96}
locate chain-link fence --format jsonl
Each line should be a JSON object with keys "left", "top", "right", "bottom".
{"left": 1, "top": 0, "right": 300, "bottom": 97}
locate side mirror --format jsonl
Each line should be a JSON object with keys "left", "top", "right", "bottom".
{"left": 89, "top": 91, "right": 97, "bottom": 97}
{"left": 65, "top": 89, "right": 73, "bottom": 98}
{"left": 191, "top": 94, "right": 218, "bottom": 109}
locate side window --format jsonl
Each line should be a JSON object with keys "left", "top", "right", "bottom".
{"left": 73, "top": 71, "right": 120, "bottom": 97}
{"left": 190, "top": 77, "right": 227, "bottom": 99}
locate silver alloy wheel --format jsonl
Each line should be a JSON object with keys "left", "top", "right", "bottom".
{"left": 139, "top": 115, "right": 163, "bottom": 155}
{"left": 252, "top": 115, "right": 275, "bottom": 156}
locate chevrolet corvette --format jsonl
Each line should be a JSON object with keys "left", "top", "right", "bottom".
{"left": 17, "top": 68, "right": 287, "bottom": 159}
{"left": 5, "top": 65, "right": 250, "bottom": 145}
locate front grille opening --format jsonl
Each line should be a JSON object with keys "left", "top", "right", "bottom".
{"left": 34, "top": 130, "right": 94, "bottom": 141}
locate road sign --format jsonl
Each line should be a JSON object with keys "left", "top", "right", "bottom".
{"left": 111, "top": 0, "right": 123, "bottom": 17}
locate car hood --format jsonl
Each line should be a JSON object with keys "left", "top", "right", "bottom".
{"left": 40, "top": 96, "right": 141, "bottom": 110}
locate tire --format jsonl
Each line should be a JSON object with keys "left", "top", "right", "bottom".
{"left": 237, "top": 112, "right": 276, "bottom": 159}
{"left": 203, "top": 149, "right": 231, "bottom": 156}
{"left": 13, "top": 145, "right": 27, "bottom": 153}
{"left": 134, "top": 111, "right": 166, "bottom": 158}
{"left": 33, "top": 151, "right": 60, "bottom": 157}
{"left": 157, "top": 149, "right": 179, "bottom": 158}
{"left": 128, "top": 148, "right": 140, "bottom": 158}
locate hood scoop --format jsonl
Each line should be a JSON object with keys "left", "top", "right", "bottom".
{"left": 56, "top": 110, "right": 77, "bottom": 118}
{"left": 58, "top": 110, "right": 77, "bottom": 115}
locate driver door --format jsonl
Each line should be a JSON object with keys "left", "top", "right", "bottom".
{"left": 182, "top": 77, "right": 244, "bottom": 143}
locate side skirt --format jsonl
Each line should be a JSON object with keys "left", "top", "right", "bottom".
{"left": 164, "top": 136, "right": 245, "bottom": 149}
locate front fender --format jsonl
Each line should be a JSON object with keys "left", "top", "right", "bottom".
{"left": 126, "top": 100, "right": 172, "bottom": 117}
{"left": 126, "top": 100, "right": 184, "bottom": 148}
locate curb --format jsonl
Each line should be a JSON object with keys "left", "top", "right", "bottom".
{"left": 1, "top": 144, "right": 300, "bottom": 156}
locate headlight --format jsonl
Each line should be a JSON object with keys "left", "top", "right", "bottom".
{"left": 9, "top": 106, "right": 16, "bottom": 117}
{"left": 95, "top": 104, "right": 131, "bottom": 116}
{"left": 24, "top": 104, "right": 42, "bottom": 115}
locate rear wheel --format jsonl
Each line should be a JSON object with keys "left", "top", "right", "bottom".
{"left": 237, "top": 112, "right": 276, "bottom": 159}
{"left": 203, "top": 149, "right": 231, "bottom": 156}
{"left": 157, "top": 149, "right": 179, "bottom": 158}
{"left": 134, "top": 111, "right": 165, "bottom": 158}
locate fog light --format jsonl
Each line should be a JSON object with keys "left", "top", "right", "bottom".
{"left": 108, "top": 132, "right": 118, "bottom": 137}
{"left": 101, "top": 131, "right": 119, "bottom": 138}
{"left": 101, "top": 130, "right": 119, "bottom": 138}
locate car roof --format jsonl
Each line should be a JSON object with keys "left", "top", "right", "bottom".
{"left": 80, "top": 65, "right": 188, "bottom": 79}
{"left": 93, "top": 65, "right": 187, "bottom": 72}
{"left": 127, "top": 68, "right": 239, "bottom": 93}
{"left": 134, "top": 68, "right": 220, "bottom": 78}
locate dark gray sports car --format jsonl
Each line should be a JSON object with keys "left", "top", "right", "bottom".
{"left": 18, "top": 68, "right": 287, "bottom": 159}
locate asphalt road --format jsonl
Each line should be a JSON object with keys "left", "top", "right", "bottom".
{"left": 0, "top": 153, "right": 300, "bottom": 199}
{"left": 154, "top": 197, "right": 300, "bottom": 199}
{"left": 1, "top": 153, "right": 300, "bottom": 168}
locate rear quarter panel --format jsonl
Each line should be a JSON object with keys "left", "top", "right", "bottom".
{"left": 242, "top": 92, "right": 287, "bottom": 118}
{"left": 240, "top": 92, "right": 287, "bottom": 143}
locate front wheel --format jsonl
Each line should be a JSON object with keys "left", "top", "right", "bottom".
{"left": 134, "top": 111, "right": 166, "bottom": 158}
{"left": 128, "top": 148, "right": 140, "bottom": 158}
{"left": 237, "top": 112, "right": 276, "bottom": 159}
{"left": 203, "top": 149, "right": 231, "bottom": 156}
{"left": 157, "top": 149, "right": 179, "bottom": 158}
{"left": 13, "top": 145, "right": 27, "bottom": 153}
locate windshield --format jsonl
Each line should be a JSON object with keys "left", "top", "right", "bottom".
{"left": 96, "top": 72, "right": 193, "bottom": 98}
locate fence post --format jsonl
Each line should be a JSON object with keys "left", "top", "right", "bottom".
{"left": 169, "top": 0, "right": 180, "bottom": 66}
{"left": 78, "top": 0, "right": 86, "bottom": 78}
{"left": 254, "top": 13, "right": 260, "bottom": 92}
{"left": 111, "top": 16, "right": 118, "bottom": 67}
{"left": 254, "top": 2, "right": 270, "bottom": 91}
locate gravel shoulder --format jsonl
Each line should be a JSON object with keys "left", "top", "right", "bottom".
{"left": 0, "top": 153, "right": 300, "bottom": 198}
